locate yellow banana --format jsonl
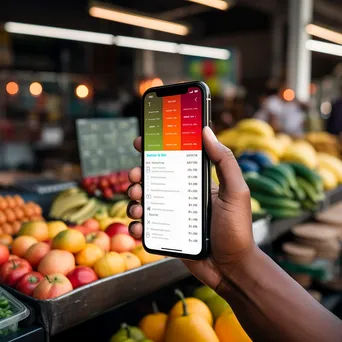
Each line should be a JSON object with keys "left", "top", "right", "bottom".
{"left": 236, "top": 119, "right": 275, "bottom": 137}
{"left": 317, "top": 167, "right": 338, "bottom": 191}
{"left": 317, "top": 153, "right": 342, "bottom": 183}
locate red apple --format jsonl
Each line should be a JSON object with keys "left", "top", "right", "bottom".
{"left": 119, "top": 181, "right": 130, "bottom": 193}
{"left": 74, "top": 225, "right": 93, "bottom": 236}
{"left": 99, "top": 177, "right": 110, "bottom": 190}
{"left": 16, "top": 271, "right": 44, "bottom": 296}
{"left": 85, "top": 231, "right": 110, "bottom": 252}
{"left": 67, "top": 266, "right": 98, "bottom": 289}
{"left": 111, "top": 184, "right": 120, "bottom": 193}
{"left": 82, "top": 177, "right": 93, "bottom": 188}
{"left": 83, "top": 218, "right": 100, "bottom": 232}
{"left": 103, "top": 188, "right": 113, "bottom": 200}
{"left": 105, "top": 223, "right": 129, "bottom": 238}
{"left": 108, "top": 174, "right": 118, "bottom": 185}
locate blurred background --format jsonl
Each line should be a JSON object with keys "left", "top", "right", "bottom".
{"left": 0, "top": 0, "right": 341, "bottom": 182}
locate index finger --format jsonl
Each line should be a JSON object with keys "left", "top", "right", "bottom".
{"left": 134, "top": 137, "right": 142, "bottom": 153}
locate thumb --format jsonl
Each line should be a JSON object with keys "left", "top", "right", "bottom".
{"left": 203, "top": 126, "right": 248, "bottom": 196}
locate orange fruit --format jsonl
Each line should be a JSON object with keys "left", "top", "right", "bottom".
{"left": 215, "top": 308, "right": 251, "bottom": 342}
{"left": 0, "top": 234, "right": 13, "bottom": 246}
{"left": 75, "top": 243, "right": 104, "bottom": 267}
{"left": 131, "top": 245, "right": 165, "bottom": 265}
{"left": 169, "top": 297, "right": 213, "bottom": 326}
{"left": 52, "top": 229, "right": 86, "bottom": 253}
{"left": 139, "top": 312, "right": 168, "bottom": 342}
{"left": 93, "top": 252, "right": 125, "bottom": 278}
{"left": 47, "top": 221, "right": 68, "bottom": 239}
{"left": 120, "top": 252, "right": 141, "bottom": 270}
{"left": 12, "top": 235, "right": 38, "bottom": 257}
{"left": 18, "top": 221, "right": 49, "bottom": 241}
{"left": 38, "top": 250, "right": 75, "bottom": 276}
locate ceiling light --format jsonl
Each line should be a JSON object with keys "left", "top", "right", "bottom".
{"left": 115, "top": 36, "right": 178, "bottom": 54}
{"left": 76, "top": 85, "right": 89, "bottom": 99}
{"left": 179, "top": 44, "right": 230, "bottom": 60}
{"left": 306, "top": 24, "right": 342, "bottom": 45}
{"left": 4, "top": 22, "right": 114, "bottom": 45}
{"left": 6, "top": 82, "right": 19, "bottom": 95}
{"left": 89, "top": 4, "right": 189, "bottom": 36}
{"left": 29, "top": 82, "right": 43, "bottom": 96}
{"left": 187, "top": 0, "right": 230, "bottom": 10}
{"left": 306, "top": 39, "right": 342, "bottom": 57}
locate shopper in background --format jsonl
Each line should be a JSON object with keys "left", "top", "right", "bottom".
{"left": 127, "top": 128, "right": 342, "bottom": 342}
{"left": 326, "top": 86, "right": 342, "bottom": 136}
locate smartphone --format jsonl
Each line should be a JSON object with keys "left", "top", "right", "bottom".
{"left": 141, "top": 81, "right": 211, "bottom": 260}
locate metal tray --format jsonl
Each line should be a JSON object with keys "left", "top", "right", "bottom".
{"left": 4, "top": 259, "right": 190, "bottom": 336}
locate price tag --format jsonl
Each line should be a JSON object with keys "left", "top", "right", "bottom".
{"left": 76, "top": 118, "right": 140, "bottom": 177}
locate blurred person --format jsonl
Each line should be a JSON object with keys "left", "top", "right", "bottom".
{"left": 127, "top": 129, "right": 342, "bottom": 342}
{"left": 326, "top": 85, "right": 342, "bottom": 136}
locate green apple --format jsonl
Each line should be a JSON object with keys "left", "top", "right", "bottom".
{"left": 193, "top": 286, "right": 216, "bottom": 302}
{"left": 206, "top": 295, "right": 231, "bottom": 321}
{"left": 110, "top": 324, "right": 145, "bottom": 342}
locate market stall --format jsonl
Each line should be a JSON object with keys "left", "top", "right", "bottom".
{"left": 0, "top": 118, "right": 341, "bottom": 342}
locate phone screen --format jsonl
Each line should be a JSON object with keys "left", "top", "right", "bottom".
{"left": 143, "top": 86, "right": 203, "bottom": 255}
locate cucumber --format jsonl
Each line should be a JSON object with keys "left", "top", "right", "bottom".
{"left": 261, "top": 169, "right": 291, "bottom": 190}
{"left": 250, "top": 152, "right": 273, "bottom": 169}
{"left": 264, "top": 164, "right": 297, "bottom": 188}
{"left": 301, "top": 199, "right": 319, "bottom": 212}
{"left": 296, "top": 177, "right": 324, "bottom": 203}
{"left": 286, "top": 163, "right": 323, "bottom": 193}
{"left": 265, "top": 207, "right": 302, "bottom": 219}
{"left": 245, "top": 175, "right": 286, "bottom": 196}
{"left": 251, "top": 192, "right": 300, "bottom": 209}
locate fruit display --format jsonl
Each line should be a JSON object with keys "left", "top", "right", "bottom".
{"left": 317, "top": 152, "right": 342, "bottom": 184}
{"left": 0, "top": 195, "right": 43, "bottom": 236}
{"left": 305, "top": 132, "right": 341, "bottom": 158}
{"left": 81, "top": 171, "right": 130, "bottom": 200}
{"left": 0, "top": 218, "right": 163, "bottom": 300}
{"left": 49, "top": 187, "right": 132, "bottom": 226}
{"left": 110, "top": 287, "right": 251, "bottom": 342}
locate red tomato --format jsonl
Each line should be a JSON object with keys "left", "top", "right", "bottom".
{"left": 16, "top": 271, "right": 44, "bottom": 296}
{"left": 0, "top": 259, "right": 32, "bottom": 286}
{"left": 0, "top": 244, "right": 10, "bottom": 265}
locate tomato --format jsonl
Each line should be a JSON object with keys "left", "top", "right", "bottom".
{"left": 0, "top": 244, "right": 10, "bottom": 265}
{"left": 16, "top": 271, "right": 44, "bottom": 296}
{"left": 0, "top": 259, "right": 32, "bottom": 286}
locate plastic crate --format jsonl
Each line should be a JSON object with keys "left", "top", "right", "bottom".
{"left": 0, "top": 287, "right": 29, "bottom": 336}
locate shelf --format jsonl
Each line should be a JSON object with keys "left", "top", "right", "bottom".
{"left": 5, "top": 258, "right": 190, "bottom": 336}
{"left": 269, "top": 186, "right": 342, "bottom": 242}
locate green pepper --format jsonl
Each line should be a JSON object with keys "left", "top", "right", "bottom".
{"left": 0, "top": 299, "right": 9, "bottom": 308}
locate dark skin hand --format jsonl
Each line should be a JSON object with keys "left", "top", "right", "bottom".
{"left": 127, "top": 126, "right": 342, "bottom": 342}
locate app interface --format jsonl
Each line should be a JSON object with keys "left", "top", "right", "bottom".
{"left": 144, "top": 87, "right": 203, "bottom": 255}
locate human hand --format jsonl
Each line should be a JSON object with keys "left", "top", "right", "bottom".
{"left": 127, "top": 126, "right": 256, "bottom": 291}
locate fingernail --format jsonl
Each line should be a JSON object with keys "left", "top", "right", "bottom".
{"left": 128, "top": 221, "right": 137, "bottom": 236}
{"left": 126, "top": 201, "right": 138, "bottom": 217}
{"left": 127, "top": 184, "right": 133, "bottom": 197}
{"left": 204, "top": 126, "right": 218, "bottom": 142}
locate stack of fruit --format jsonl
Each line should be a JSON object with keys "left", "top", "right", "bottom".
{"left": 316, "top": 152, "right": 342, "bottom": 191}
{"left": 0, "top": 195, "right": 43, "bottom": 236}
{"left": 217, "top": 119, "right": 284, "bottom": 163}
{"left": 49, "top": 188, "right": 131, "bottom": 226}
{"left": 0, "top": 219, "right": 164, "bottom": 300}
{"left": 245, "top": 163, "right": 325, "bottom": 219}
{"left": 110, "top": 288, "right": 251, "bottom": 342}
{"left": 305, "top": 132, "right": 341, "bottom": 158}
{"left": 81, "top": 171, "right": 130, "bottom": 200}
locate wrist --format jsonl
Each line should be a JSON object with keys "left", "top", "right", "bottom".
{"left": 216, "top": 244, "right": 263, "bottom": 297}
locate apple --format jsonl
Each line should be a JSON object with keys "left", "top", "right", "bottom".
{"left": 99, "top": 177, "right": 110, "bottom": 190}
{"left": 67, "top": 266, "right": 98, "bottom": 289}
{"left": 108, "top": 174, "right": 118, "bottom": 185}
{"left": 83, "top": 218, "right": 100, "bottom": 232}
{"left": 111, "top": 184, "right": 120, "bottom": 193}
{"left": 103, "top": 188, "right": 113, "bottom": 200}
{"left": 33, "top": 273, "right": 73, "bottom": 299}
{"left": 74, "top": 225, "right": 93, "bottom": 236}
{"left": 16, "top": 271, "right": 44, "bottom": 296}
{"left": 105, "top": 223, "right": 129, "bottom": 238}
{"left": 86, "top": 184, "right": 97, "bottom": 196}
{"left": 119, "top": 181, "right": 130, "bottom": 193}
{"left": 82, "top": 177, "right": 93, "bottom": 188}
{"left": 85, "top": 231, "right": 110, "bottom": 252}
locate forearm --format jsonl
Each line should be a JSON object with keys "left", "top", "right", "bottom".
{"left": 217, "top": 246, "right": 342, "bottom": 342}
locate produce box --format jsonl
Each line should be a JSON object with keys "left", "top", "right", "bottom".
{"left": 4, "top": 258, "right": 190, "bottom": 336}
{"left": 0, "top": 287, "right": 29, "bottom": 336}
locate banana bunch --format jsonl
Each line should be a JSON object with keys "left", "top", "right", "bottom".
{"left": 109, "top": 199, "right": 129, "bottom": 218}
{"left": 281, "top": 140, "right": 317, "bottom": 169}
{"left": 317, "top": 153, "right": 342, "bottom": 184}
{"left": 49, "top": 188, "right": 101, "bottom": 224}
{"left": 236, "top": 119, "right": 275, "bottom": 138}
{"left": 216, "top": 128, "right": 240, "bottom": 150}
{"left": 305, "top": 132, "right": 340, "bottom": 157}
